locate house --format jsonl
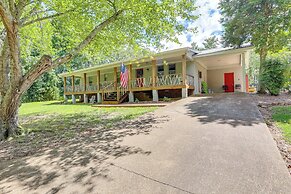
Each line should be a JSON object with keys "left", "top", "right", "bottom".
{"left": 59, "top": 46, "right": 252, "bottom": 104}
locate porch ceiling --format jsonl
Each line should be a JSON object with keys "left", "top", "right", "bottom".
{"left": 194, "top": 53, "right": 241, "bottom": 70}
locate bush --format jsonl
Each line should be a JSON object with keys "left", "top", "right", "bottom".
{"left": 261, "top": 59, "right": 286, "bottom": 95}
{"left": 163, "top": 97, "right": 171, "bottom": 102}
{"left": 201, "top": 81, "right": 208, "bottom": 94}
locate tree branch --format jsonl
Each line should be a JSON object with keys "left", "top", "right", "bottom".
{"left": 0, "top": 2, "right": 13, "bottom": 34}
{"left": 20, "top": 10, "right": 124, "bottom": 93}
{"left": 21, "top": 10, "right": 71, "bottom": 27}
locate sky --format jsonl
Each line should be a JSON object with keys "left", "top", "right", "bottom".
{"left": 163, "top": 0, "right": 223, "bottom": 50}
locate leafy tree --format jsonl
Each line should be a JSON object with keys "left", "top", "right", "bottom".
{"left": 202, "top": 36, "right": 219, "bottom": 49}
{"left": 191, "top": 42, "right": 201, "bottom": 51}
{"left": 219, "top": 0, "right": 291, "bottom": 92}
{"left": 261, "top": 58, "right": 286, "bottom": 95}
{"left": 0, "top": 0, "right": 198, "bottom": 140}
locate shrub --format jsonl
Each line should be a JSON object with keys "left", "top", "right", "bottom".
{"left": 163, "top": 97, "right": 171, "bottom": 102}
{"left": 260, "top": 58, "right": 286, "bottom": 95}
{"left": 201, "top": 81, "right": 208, "bottom": 94}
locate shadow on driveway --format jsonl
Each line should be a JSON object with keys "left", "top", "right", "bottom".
{"left": 0, "top": 113, "right": 168, "bottom": 193}
{"left": 185, "top": 93, "right": 263, "bottom": 127}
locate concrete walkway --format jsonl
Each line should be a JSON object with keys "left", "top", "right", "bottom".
{"left": 1, "top": 93, "right": 290, "bottom": 193}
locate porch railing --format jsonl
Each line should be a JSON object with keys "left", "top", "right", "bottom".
{"left": 131, "top": 77, "right": 152, "bottom": 88}
{"left": 186, "top": 74, "right": 195, "bottom": 86}
{"left": 156, "top": 74, "right": 182, "bottom": 86}
{"left": 86, "top": 85, "right": 97, "bottom": 92}
{"left": 65, "top": 74, "right": 194, "bottom": 93}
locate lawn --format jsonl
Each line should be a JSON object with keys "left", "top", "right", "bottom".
{"left": 272, "top": 106, "right": 291, "bottom": 143}
{"left": 19, "top": 101, "right": 157, "bottom": 134}
{"left": 0, "top": 101, "right": 157, "bottom": 159}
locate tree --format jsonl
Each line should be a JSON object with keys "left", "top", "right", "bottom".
{"left": 0, "top": 0, "right": 198, "bottom": 140}
{"left": 202, "top": 36, "right": 218, "bottom": 49}
{"left": 191, "top": 42, "right": 201, "bottom": 51}
{"left": 219, "top": 0, "right": 291, "bottom": 92}
{"left": 261, "top": 58, "right": 286, "bottom": 95}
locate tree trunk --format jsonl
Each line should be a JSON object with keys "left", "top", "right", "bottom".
{"left": 257, "top": 48, "right": 267, "bottom": 94}
{"left": 0, "top": 91, "right": 21, "bottom": 141}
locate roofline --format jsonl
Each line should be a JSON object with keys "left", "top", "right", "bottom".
{"left": 193, "top": 46, "right": 253, "bottom": 58}
{"left": 59, "top": 47, "right": 191, "bottom": 77}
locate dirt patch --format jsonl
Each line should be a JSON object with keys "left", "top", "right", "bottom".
{"left": 252, "top": 93, "right": 291, "bottom": 174}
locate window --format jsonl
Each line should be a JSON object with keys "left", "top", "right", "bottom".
{"left": 157, "top": 65, "right": 164, "bottom": 77}
{"left": 104, "top": 74, "right": 107, "bottom": 81}
{"left": 169, "top": 64, "right": 176, "bottom": 74}
{"left": 199, "top": 71, "right": 202, "bottom": 79}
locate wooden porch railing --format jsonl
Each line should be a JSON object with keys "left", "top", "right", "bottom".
{"left": 65, "top": 74, "right": 194, "bottom": 93}
{"left": 156, "top": 74, "right": 182, "bottom": 86}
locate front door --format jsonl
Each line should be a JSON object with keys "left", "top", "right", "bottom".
{"left": 136, "top": 68, "right": 144, "bottom": 87}
{"left": 224, "top": 72, "right": 234, "bottom": 92}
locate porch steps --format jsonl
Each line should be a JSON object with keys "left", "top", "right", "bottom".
{"left": 103, "top": 91, "right": 129, "bottom": 104}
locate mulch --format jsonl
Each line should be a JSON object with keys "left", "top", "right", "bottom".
{"left": 252, "top": 93, "right": 291, "bottom": 174}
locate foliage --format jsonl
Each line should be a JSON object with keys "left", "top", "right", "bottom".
{"left": 162, "top": 97, "right": 171, "bottom": 102}
{"left": 22, "top": 72, "right": 60, "bottom": 103}
{"left": 260, "top": 58, "right": 286, "bottom": 95}
{"left": 201, "top": 81, "right": 208, "bottom": 94}
{"left": 272, "top": 106, "right": 291, "bottom": 143}
{"left": 219, "top": 0, "right": 290, "bottom": 52}
{"left": 202, "top": 36, "right": 219, "bottom": 49}
{"left": 248, "top": 51, "right": 260, "bottom": 85}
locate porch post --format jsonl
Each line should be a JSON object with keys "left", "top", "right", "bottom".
{"left": 128, "top": 64, "right": 134, "bottom": 102}
{"left": 97, "top": 70, "right": 100, "bottom": 91}
{"left": 114, "top": 67, "right": 118, "bottom": 91}
{"left": 97, "top": 70, "right": 101, "bottom": 103}
{"left": 241, "top": 53, "right": 246, "bottom": 92}
{"left": 182, "top": 54, "right": 186, "bottom": 85}
{"left": 72, "top": 75, "right": 75, "bottom": 93}
{"left": 152, "top": 60, "right": 157, "bottom": 87}
{"left": 182, "top": 88, "right": 188, "bottom": 98}
{"left": 151, "top": 59, "right": 159, "bottom": 102}
{"left": 84, "top": 73, "right": 87, "bottom": 92}
{"left": 63, "top": 77, "right": 67, "bottom": 94}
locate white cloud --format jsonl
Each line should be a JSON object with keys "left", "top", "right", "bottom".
{"left": 163, "top": 0, "right": 223, "bottom": 50}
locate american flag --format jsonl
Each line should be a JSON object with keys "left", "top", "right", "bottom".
{"left": 120, "top": 63, "right": 129, "bottom": 88}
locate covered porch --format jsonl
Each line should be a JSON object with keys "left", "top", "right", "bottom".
{"left": 62, "top": 50, "right": 195, "bottom": 104}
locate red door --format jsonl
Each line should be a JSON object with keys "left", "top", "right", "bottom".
{"left": 224, "top": 72, "right": 234, "bottom": 92}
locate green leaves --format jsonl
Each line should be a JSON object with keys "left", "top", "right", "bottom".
{"left": 260, "top": 58, "right": 287, "bottom": 95}
{"left": 219, "top": 0, "right": 291, "bottom": 53}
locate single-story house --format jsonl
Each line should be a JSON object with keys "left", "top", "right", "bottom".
{"left": 59, "top": 46, "right": 252, "bottom": 104}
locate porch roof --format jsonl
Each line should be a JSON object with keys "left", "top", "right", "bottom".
{"left": 59, "top": 45, "right": 253, "bottom": 77}
{"left": 59, "top": 47, "right": 194, "bottom": 77}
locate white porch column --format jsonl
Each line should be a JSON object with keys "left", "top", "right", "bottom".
{"left": 152, "top": 90, "right": 159, "bottom": 102}
{"left": 128, "top": 92, "right": 134, "bottom": 102}
{"left": 64, "top": 95, "right": 68, "bottom": 103}
{"left": 97, "top": 93, "right": 102, "bottom": 103}
{"left": 193, "top": 63, "right": 199, "bottom": 94}
{"left": 84, "top": 94, "right": 88, "bottom": 103}
{"left": 72, "top": 95, "right": 76, "bottom": 104}
{"left": 182, "top": 88, "right": 188, "bottom": 98}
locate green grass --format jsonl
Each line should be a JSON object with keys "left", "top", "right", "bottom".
{"left": 19, "top": 101, "right": 157, "bottom": 136}
{"left": 272, "top": 106, "right": 291, "bottom": 143}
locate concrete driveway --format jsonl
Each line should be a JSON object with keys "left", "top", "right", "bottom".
{"left": 1, "top": 93, "right": 290, "bottom": 193}
{"left": 97, "top": 93, "right": 291, "bottom": 193}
